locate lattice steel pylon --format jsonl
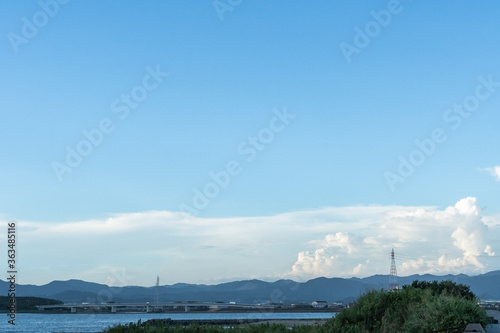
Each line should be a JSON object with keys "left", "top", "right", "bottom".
{"left": 154, "top": 276, "right": 160, "bottom": 303}
{"left": 388, "top": 248, "right": 399, "bottom": 291}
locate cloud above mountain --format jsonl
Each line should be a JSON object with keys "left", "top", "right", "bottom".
{"left": 289, "top": 197, "right": 496, "bottom": 279}
{"left": 9, "top": 197, "right": 499, "bottom": 286}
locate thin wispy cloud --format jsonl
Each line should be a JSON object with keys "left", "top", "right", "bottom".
{"left": 480, "top": 166, "right": 500, "bottom": 182}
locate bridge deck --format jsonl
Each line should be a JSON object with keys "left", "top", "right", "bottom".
{"left": 37, "top": 302, "right": 275, "bottom": 311}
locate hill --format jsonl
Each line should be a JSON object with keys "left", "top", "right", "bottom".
{"left": 3, "top": 271, "right": 499, "bottom": 304}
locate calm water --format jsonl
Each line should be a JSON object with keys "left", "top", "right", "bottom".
{"left": 0, "top": 312, "right": 336, "bottom": 333}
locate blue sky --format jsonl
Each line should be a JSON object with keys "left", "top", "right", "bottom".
{"left": 1, "top": 1, "right": 499, "bottom": 286}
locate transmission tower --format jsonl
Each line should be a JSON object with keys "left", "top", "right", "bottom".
{"left": 154, "top": 276, "right": 160, "bottom": 303}
{"left": 388, "top": 248, "right": 399, "bottom": 291}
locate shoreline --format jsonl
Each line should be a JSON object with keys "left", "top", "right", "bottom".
{"left": 245, "top": 319, "right": 328, "bottom": 327}
{"left": 143, "top": 318, "right": 330, "bottom": 328}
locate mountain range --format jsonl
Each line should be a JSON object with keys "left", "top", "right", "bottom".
{"left": 5, "top": 271, "right": 499, "bottom": 305}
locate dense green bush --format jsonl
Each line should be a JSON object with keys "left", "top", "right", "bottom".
{"left": 329, "top": 281, "right": 488, "bottom": 333}
{"left": 406, "top": 280, "right": 476, "bottom": 301}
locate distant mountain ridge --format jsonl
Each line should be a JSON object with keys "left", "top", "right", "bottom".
{"left": 4, "top": 271, "right": 499, "bottom": 305}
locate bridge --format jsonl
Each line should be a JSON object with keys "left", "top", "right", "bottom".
{"left": 36, "top": 302, "right": 276, "bottom": 313}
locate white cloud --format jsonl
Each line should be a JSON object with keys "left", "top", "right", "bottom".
{"left": 309, "top": 232, "right": 355, "bottom": 254}
{"left": 288, "top": 197, "right": 496, "bottom": 279}
{"left": 480, "top": 166, "right": 500, "bottom": 182}
{"left": 290, "top": 249, "right": 336, "bottom": 277}
{"left": 352, "top": 263, "right": 363, "bottom": 275}
{"left": 5, "top": 197, "right": 498, "bottom": 285}
{"left": 484, "top": 245, "right": 495, "bottom": 256}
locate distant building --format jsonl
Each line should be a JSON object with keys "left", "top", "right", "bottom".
{"left": 311, "top": 301, "right": 328, "bottom": 308}
{"left": 328, "top": 302, "right": 343, "bottom": 308}
{"left": 291, "top": 303, "right": 312, "bottom": 308}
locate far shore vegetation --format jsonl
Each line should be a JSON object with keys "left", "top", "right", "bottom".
{"left": 0, "top": 296, "right": 62, "bottom": 312}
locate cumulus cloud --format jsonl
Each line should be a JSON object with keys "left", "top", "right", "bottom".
{"left": 289, "top": 197, "right": 496, "bottom": 279}
{"left": 484, "top": 245, "right": 495, "bottom": 256}
{"left": 290, "top": 249, "right": 336, "bottom": 277}
{"left": 309, "top": 232, "right": 355, "bottom": 254}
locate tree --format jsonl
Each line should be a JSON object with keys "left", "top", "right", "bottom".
{"left": 405, "top": 280, "right": 477, "bottom": 301}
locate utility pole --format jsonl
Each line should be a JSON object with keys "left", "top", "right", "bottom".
{"left": 388, "top": 248, "right": 399, "bottom": 291}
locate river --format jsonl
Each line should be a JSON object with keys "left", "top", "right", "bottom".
{"left": 0, "top": 312, "right": 337, "bottom": 333}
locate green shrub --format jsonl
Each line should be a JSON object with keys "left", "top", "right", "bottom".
{"left": 329, "top": 281, "right": 488, "bottom": 333}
